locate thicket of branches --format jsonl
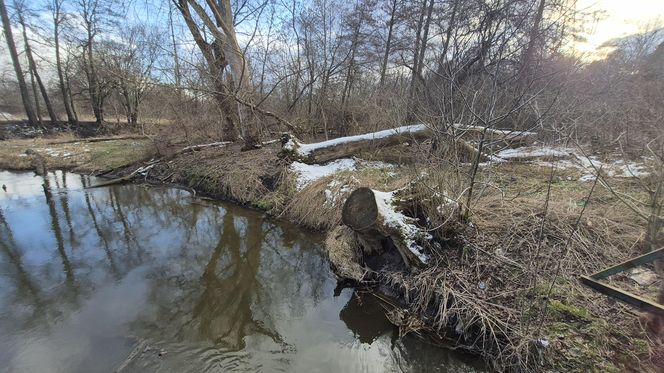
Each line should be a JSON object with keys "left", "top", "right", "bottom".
{"left": 0, "top": 0, "right": 662, "bottom": 150}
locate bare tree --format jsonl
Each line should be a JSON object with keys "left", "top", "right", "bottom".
{"left": 50, "top": 0, "right": 77, "bottom": 124}
{"left": 0, "top": 0, "right": 37, "bottom": 125}
{"left": 173, "top": 0, "right": 261, "bottom": 149}
{"left": 379, "top": 0, "right": 401, "bottom": 87}
{"left": 100, "top": 25, "right": 160, "bottom": 126}
{"left": 15, "top": 0, "right": 58, "bottom": 123}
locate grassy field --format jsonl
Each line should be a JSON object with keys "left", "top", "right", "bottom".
{"left": 0, "top": 135, "right": 151, "bottom": 173}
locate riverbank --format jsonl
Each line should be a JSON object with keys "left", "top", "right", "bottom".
{"left": 1, "top": 134, "right": 662, "bottom": 371}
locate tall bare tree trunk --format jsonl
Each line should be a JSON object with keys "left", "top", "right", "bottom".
{"left": 0, "top": 0, "right": 38, "bottom": 126}
{"left": 80, "top": 0, "right": 104, "bottom": 125}
{"left": 175, "top": 0, "right": 260, "bottom": 149}
{"left": 379, "top": 0, "right": 398, "bottom": 87}
{"left": 27, "top": 54, "right": 43, "bottom": 125}
{"left": 53, "top": 0, "right": 77, "bottom": 124}
{"left": 175, "top": 0, "right": 239, "bottom": 141}
{"left": 17, "top": 8, "right": 57, "bottom": 123}
{"left": 520, "top": 0, "right": 546, "bottom": 80}
{"left": 85, "top": 39, "right": 103, "bottom": 124}
{"left": 407, "top": 0, "right": 434, "bottom": 122}
{"left": 168, "top": 1, "right": 181, "bottom": 88}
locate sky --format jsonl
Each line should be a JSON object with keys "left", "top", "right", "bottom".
{"left": 2, "top": 0, "right": 664, "bottom": 82}
{"left": 575, "top": 0, "right": 664, "bottom": 57}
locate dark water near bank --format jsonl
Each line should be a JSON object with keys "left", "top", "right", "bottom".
{"left": 0, "top": 170, "right": 482, "bottom": 373}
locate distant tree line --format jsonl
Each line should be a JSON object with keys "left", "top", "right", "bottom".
{"left": 0, "top": 0, "right": 661, "bottom": 149}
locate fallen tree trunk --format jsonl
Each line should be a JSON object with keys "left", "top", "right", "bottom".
{"left": 281, "top": 124, "right": 433, "bottom": 164}
{"left": 280, "top": 123, "right": 534, "bottom": 165}
{"left": 451, "top": 124, "right": 537, "bottom": 146}
{"left": 341, "top": 187, "right": 431, "bottom": 270}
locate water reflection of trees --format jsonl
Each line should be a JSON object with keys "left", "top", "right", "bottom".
{"left": 0, "top": 206, "right": 45, "bottom": 323}
{"left": 42, "top": 174, "right": 75, "bottom": 288}
{"left": 1, "top": 174, "right": 329, "bottom": 355}
{"left": 130, "top": 205, "right": 330, "bottom": 353}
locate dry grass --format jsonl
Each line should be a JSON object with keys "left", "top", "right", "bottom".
{"left": 0, "top": 136, "right": 151, "bottom": 173}
{"left": 1, "top": 130, "right": 659, "bottom": 371}
{"left": 280, "top": 165, "right": 410, "bottom": 230}
{"left": 157, "top": 142, "right": 282, "bottom": 208}
{"left": 370, "top": 159, "right": 661, "bottom": 372}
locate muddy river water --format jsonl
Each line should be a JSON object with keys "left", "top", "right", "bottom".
{"left": 0, "top": 170, "right": 482, "bottom": 372}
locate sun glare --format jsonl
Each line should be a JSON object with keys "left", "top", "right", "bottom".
{"left": 575, "top": 0, "right": 664, "bottom": 58}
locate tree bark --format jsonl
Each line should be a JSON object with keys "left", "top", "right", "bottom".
{"left": 0, "top": 0, "right": 38, "bottom": 125}
{"left": 18, "top": 9, "right": 57, "bottom": 123}
{"left": 175, "top": 0, "right": 261, "bottom": 148}
{"left": 53, "top": 0, "right": 77, "bottom": 124}
{"left": 281, "top": 123, "right": 534, "bottom": 164}
{"left": 379, "top": 0, "right": 398, "bottom": 87}
{"left": 342, "top": 187, "right": 429, "bottom": 269}
{"left": 281, "top": 124, "right": 433, "bottom": 164}
{"left": 520, "top": 0, "right": 546, "bottom": 81}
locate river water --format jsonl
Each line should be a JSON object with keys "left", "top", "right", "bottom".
{"left": 0, "top": 170, "right": 482, "bottom": 373}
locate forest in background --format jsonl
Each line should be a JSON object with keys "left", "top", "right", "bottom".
{"left": 2, "top": 0, "right": 664, "bottom": 371}
{"left": 0, "top": 0, "right": 661, "bottom": 150}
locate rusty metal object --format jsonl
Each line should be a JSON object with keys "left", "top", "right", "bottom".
{"left": 580, "top": 247, "right": 664, "bottom": 317}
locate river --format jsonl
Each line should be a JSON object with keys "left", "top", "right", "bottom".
{"left": 0, "top": 170, "right": 482, "bottom": 372}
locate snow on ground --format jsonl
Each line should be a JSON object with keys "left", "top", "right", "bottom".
{"left": 494, "top": 145, "right": 651, "bottom": 181}
{"left": 290, "top": 159, "right": 357, "bottom": 190}
{"left": 373, "top": 190, "right": 430, "bottom": 264}
{"left": 496, "top": 146, "right": 572, "bottom": 159}
{"left": 324, "top": 179, "right": 355, "bottom": 207}
{"left": 0, "top": 112, "right": 15, "bottom": 120}
{"left": 285, "top": 124, "right": 428, "bottom": 156}
{"left": 290, "top": 158, "right": 397, "bottom": 191}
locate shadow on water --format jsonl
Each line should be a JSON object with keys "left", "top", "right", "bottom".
{"left": 0, "top": 170, "right": 485, "bottom": 373}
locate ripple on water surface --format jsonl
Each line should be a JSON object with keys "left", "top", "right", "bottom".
{"left": 0, "top": 170, "right": 483, "bottom": 372}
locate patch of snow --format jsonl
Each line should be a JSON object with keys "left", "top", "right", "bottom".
{"left": 514, "top": 146, "right": 651, "bottom": 180}
{"left": 496, "top": 146, "right": 571, "bottom": 159}
{"left": 324, "top": 189, "right": 335, "bottom": 207}
{"left": 290, "top": 158, "right": 357, "bottom": 190}
{"left": 373, "top": 190, "right": 430, "bottom": 264}
{"left": 357, "top": 160, "right": 396, "bottom": 169}
{"left": 294, "top": 124, "right": 428, "bottom": 156}
{"left": 18, "top": 154, "right": 27, "bottom": 157}
{"left": 453, "top": 123, "right": 537, "bottom": 137}
{"left": 608, "top": 162, "right": 649, "bottom": 178}
{"left": 324, "top": 179, "right": 357, "bottom": 207}
{"left": 0, "top": 112, "right": 15, "bottom": 120}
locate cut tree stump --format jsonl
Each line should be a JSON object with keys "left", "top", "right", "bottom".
{"left": 342, "top": 187, "right": 430, "bottom": 270}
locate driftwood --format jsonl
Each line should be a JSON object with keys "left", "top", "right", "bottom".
{"left": 173, "top": 141, "right": 232, "bottom": 156}
{"left": 86, "top": 164, "right": 156, "bottom": 189}
{"left": 281, "top": 124, "right": 536, "bottom": 165}
{"left": 342, "top": 187, "right": 430, "bottom": 270}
